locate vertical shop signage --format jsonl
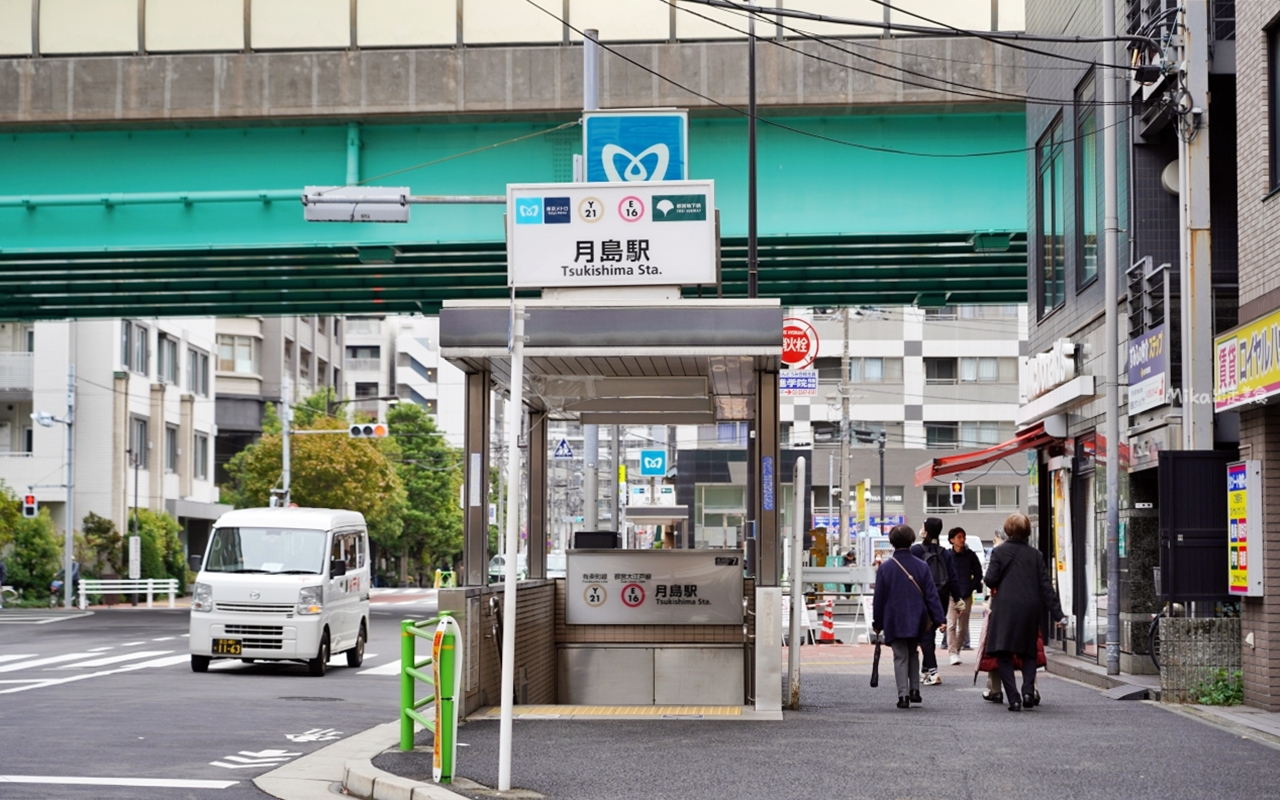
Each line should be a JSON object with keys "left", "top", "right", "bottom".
{"left": 1127, "top": 324, "right": 1168, "bottom": 414}
{"left": 1227, "top": 460, "right": 1264, "bottom": 597}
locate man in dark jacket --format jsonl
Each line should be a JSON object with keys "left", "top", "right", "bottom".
{"left": 946, "top": 527, "right": 984, "bottom": 664}
{"left": 872, "top": 525, "right": 947, "bottom": 709}
{"left": 911, "top": 517, "right": 959, "bottom": 684}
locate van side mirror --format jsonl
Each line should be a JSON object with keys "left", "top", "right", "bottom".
{"left": 189, "top": 554, "right": 203, "bottom": 572}
{"left": 329, "top": 560, "right": 347, "bottom": 578}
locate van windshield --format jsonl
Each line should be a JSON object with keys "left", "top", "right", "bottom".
{"left": 205, "top": 527, "right": 327, "bottom": 574}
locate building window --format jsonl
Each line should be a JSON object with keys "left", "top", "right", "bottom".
{"left": 217, "top": 335, "right": 260, "bottom": 374}
{"left": 300, "top": 348, "right": 312, "bottom": 381}
{"left": 924, "top": 358, "right": 958, "bottom": 385}
{"left": 1273, "top": 23, "right": 1280, "bottom": 190}
{"left": 129, "top": 417, "right": 149, "bottom": 469}
{"left": 925, "top": 422, "right": 959, "bottom": 449}
{"left": 23, "top": 426, "right": 33, "bottom": 453}
{"left": 959, "top": 422, "right": 1002, "bottom": 447}
{"left": 925, "top": 485, "right": 1020, "bottom": 514}
{"left": 849, "top": 357, "right": 902, "bottom": 383}
{"left": 960, "top": 357, "right": 1000, "bottom": 382}
{"left": 121, "top": 321, "right": 132, "bottom": 369}
{"left": 194, "top": 433, "right": 209, "bottom": 481}
{"left": 23, "top": 326, "right": 33, "bottom": 352}
{"left": 187, "top": 348, "right": 209, "bottom": 396}
{"left": 130, "top": 323, "right": 149, "bottom": 376}
{"left": 1076, "top": 75, "right": 1102, "bottom": 288}
{"left": 157, "top": 335, "right": 179, "bottom": 384}
{"left": 284, "top": 339, "right": 294, "bottom": 372}
{"left": 717, "top": 422, "right": 747, "bottom": 446}
{"left": 346, "top": 345, "right": 381, "bottom": 359}
{"left": 317, "top": 358, "right": 329, "bottom": 386}
{"left": 355, "top": 382, "right": 379, "bottom": 399}
{"left": 165, "top": 426, "right": 179, "bottom": 472}
{"left": 1037, "top": 118, "right": 1066, "bottom": 315}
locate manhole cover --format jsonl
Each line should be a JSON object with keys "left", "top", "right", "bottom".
{"left": 278, "top": 696, "right": 346, "bottom": 702}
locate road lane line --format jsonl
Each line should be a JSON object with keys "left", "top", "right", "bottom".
{"left": 152, "top": 636, "right": 176, "bottom": 641}
{"left": 0, "top": 776, "right": 238, "bottom": 789}
{"left": 0, "top": 654, "right": 36, "bottom": 665}
{"left": 0, "top": 653, "right": 99, "bottom": 672}
{"left": 121, "top": 641, "right": 146, "bottom": 646}
{"left": 358, "top": 660, "right": 403, "bottom": 676}
{"left": 87, "top": 646, "right": 114, "bottom": 653}
{"left": 56, "top": 651, "right": 173, "bottom": 669}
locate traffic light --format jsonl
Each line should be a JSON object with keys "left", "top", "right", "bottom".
{"left": 349, "top": 423, "right": 389, "bottom": 438}
{"left": 22, "top": 493, "right": 37, "bottom": 518}
{"left": 949, "top": 481, "right": 965, "bottom": 508}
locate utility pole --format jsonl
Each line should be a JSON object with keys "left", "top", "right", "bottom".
{"left": 1179, "top": 0, "right": 1214, "bottom": 451}
{"left": 280, "top": 402, "right": 292, "bottom": 507}
{"left": 839, "top": 308, "right": 852, "bottom": 553}
{"left": 1101, "top": 0, "right": 1121, "bottom": 676}
{"left": 62, "top": 365, "right": 75, "bottom": 610}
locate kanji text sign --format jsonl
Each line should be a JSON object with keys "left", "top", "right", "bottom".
{"left": 565, "top": 550, "right": 743, "bottom": 625}
{"left": 507, "top": 181, "right": 716, "bottom": 289}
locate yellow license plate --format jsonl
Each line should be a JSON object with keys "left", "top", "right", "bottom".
{"left": 211, "top": 638, "right": 242, "bottom": 655}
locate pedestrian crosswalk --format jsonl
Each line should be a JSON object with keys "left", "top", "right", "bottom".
{"left": 369, "top": 588, "right": 437, "bottom": 607}
{"left": 0, "top": 636, "right": 192, "bottom": 694}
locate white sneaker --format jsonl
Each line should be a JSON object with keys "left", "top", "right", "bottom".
{"left": 949, "top": 654, "right": 962, "bottom": 666}
{"left": 922, "top": 670, "right": 941, "bottom": 685}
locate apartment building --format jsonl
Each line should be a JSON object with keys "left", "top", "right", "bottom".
{"left": 341, "top": 316, "right": 465, "bottom": 447}
{"left": 214, "top": 316, "right": 344, "bottom": 482}
{"left": 0, "top": 319, "right": 226, "bottom": 560}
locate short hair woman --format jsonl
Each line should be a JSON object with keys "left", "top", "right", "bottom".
{"left": 872, "top": 525, "right": 947, "bottom": 709}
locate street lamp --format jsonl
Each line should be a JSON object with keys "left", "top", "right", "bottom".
{"left": 31, "top": 365, "right": 75, "bottom": 610}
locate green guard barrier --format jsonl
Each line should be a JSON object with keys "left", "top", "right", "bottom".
{"left": 400, "top": 613, "right": 463, "bottom": 783}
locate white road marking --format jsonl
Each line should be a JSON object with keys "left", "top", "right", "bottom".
{"left": 358, "top": 659, "right": 403, "bottom": 676}
{"left": 0, "top": 612, "right": 94, "bottom": 625}
{"left": 0, "top": 653, "right": 100, "bottom": 672}
{"left": 121, "top": 641, "right": 146, "bottom": 646}
{"left": 0, "top": 654, "right": 36, "bottom": 665}
{"left": 210, "top": 749, "right": 300, "bottom": 770}
{"left": 0, "top": 776, "right": 238, "bottom": 789}
{"left": 87, "top": 646, "right": 114, "bottom": 653}
{"left": 151, "top": 636, "right": 176, "bottom": 642}
{"left": 56, "top": 651, "right": 172, "bottom": 669}
{"left": 0, "top": 654, "right": 191, "bottom": 695}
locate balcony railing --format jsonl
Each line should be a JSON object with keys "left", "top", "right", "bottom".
{"left": 0, "top": 352, "right": 34, "bottom": 391}
{"left": 344, "top": 358, "right": 382, "bottom": 373}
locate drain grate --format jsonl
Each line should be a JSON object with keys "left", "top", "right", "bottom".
{"left": 278, "top": 696, "right": 346, "bottom": 702}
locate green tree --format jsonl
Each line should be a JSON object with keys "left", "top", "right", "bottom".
{"left": 388, "top": 403, "right": 463, "bottom": 580}
{"left": 0, "top": 481, "right": 20, "bottom": 552}
{"left": 82, "top": 512, "right": 125, "bottom": 576}
{"left": 131, "top": 508, "right": 185, "bottom": 589}
{"left": 223, "top": 396, "right": 406, "bottom": 546}
{"left": 6, "top": 510, "right": 61, "bottom": 595}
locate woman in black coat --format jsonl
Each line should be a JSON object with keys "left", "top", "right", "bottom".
{"left": 983, "top": 512, "right": 1065, "bottom": 711}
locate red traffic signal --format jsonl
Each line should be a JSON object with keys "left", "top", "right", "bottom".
{"left": 349, "top": 423, "right": 389, "bottom": 438}
{"left": 22, "top": 494, "right": 38, "bottom": 518}
{"left": 949, "top": 481, "right": 965, "bottom": 508}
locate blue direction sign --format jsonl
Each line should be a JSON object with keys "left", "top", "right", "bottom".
{"left": 554, "top": 438, "right": 574, "bottom": 459}
{"left": 583, "top": 111, "right": 688, "bottom": 183}
{"left": 639, "top": 449, "right": 667, "bottom": 476}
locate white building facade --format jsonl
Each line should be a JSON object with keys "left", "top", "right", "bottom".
{"left": 0, "top": 318, "right": 227, "bottom": 562}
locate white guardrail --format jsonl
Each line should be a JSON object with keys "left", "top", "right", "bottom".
{"left": 78, "top": 578, "right": 180, "bottom": 609}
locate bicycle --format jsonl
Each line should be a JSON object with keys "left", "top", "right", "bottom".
{"left": 1147, "top": 601, "right": 1185, "bottom": 671}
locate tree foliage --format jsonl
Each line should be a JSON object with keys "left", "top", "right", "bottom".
{"left": 223, "top": 398, "right": 406, "bottom": 546}
{"left": 82, "top": 512, "right": 125, "bottom": 576}
{"left": 388, "top": 402, "right": 463, "bottom": 572}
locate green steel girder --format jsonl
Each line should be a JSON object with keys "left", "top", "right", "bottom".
{"left": 0, "top": 231, "right": 1027, "bottom": 321}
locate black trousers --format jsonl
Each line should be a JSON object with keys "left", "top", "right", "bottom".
{"left": 921, "top": 629, "right": 937, "bottom": 672}
{"left": 995, "top": 651, "right": 1038, "bottom": 702}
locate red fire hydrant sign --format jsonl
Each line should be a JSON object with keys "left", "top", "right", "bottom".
{"left": 782, "top": 317, "right": 819, "bottom": 370}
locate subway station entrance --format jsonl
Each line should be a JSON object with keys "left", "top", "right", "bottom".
{"left": 437, "top": 295, "right": 786, "bottom": 714}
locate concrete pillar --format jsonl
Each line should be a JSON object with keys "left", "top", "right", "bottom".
{"left": 755, "top": 368, "right": 781, "bottom": 586}
{"left": 149, "top": 383, "right": 164, "bottom": 509}
{"left": 527, "top": 409, "right": 548, "bottom": 579}
{"left": 462, "top": 370, "right": 491, "bottom": 586}
{"left": 179, "top": 393, "right": 194, "bottom": 498}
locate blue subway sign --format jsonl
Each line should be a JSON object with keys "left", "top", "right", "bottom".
{"left": 640, "top": 450, "right": 667, "bottom": 476}
{"left": 584, "top": 111, "right": 689, "bottom": 183}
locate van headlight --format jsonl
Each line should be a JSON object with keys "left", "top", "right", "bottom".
{"left": 192, "top": 582, "right": 213, "bottom": 612}
{"left": 297, "top": 586, "right": 323, "bottom": 615}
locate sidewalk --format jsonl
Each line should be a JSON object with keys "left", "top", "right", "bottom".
{"left": 315, "top": 643, "right": 1280, "bottom": 800}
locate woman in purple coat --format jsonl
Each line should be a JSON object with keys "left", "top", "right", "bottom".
{"left": 872, "top": 525, "right": 947, "bottom": 709}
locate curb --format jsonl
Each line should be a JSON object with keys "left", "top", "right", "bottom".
{"left": 253, "top": 720, "right": 465, "bottom": 800}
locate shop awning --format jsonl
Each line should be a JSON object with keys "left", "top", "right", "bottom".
{"left": 914, "top": 416, "right": 1065, "bottom": 486}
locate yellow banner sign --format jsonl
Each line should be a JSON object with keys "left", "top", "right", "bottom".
{"left": 1215, "top": 308, "right": 1280, "bottom": 411}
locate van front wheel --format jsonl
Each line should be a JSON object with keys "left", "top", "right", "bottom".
{"left": 308, "top": 631, "right": 330, "bottom": 677}
{"left": 191, "top": 655, "right": 210, "bottom": 673}
{"left": 346, "top": 624, "right": 366, "bottom": 668}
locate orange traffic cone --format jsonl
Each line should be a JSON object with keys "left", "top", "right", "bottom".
{"left": 818, "top": 598, "right": 837, "bottom": 644}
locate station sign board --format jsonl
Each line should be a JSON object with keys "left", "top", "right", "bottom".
{"left": 639, "top": 449, "right": 667, "bottom": 476}
{"left": 565, "top": 550, "right": 743, "bottom": 625}
{"left": 583, "top": 110, "right": 688, "bottom": 183}
{"left": 506, "top": 181, "right": 716, "bottom": 289}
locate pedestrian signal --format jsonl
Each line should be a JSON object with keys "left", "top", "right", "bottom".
{"left": 349, "top": 423, "right": 389, "bottom": 438}
{"left": 22, "top": 494, "right": 38, "bottom": 518}
{"left": 949, "top": 481, "right": 965, "bottom": 507}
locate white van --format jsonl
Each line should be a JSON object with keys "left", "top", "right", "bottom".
{"left": 189, "top": 507, "right": 370, "bottom": 677}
